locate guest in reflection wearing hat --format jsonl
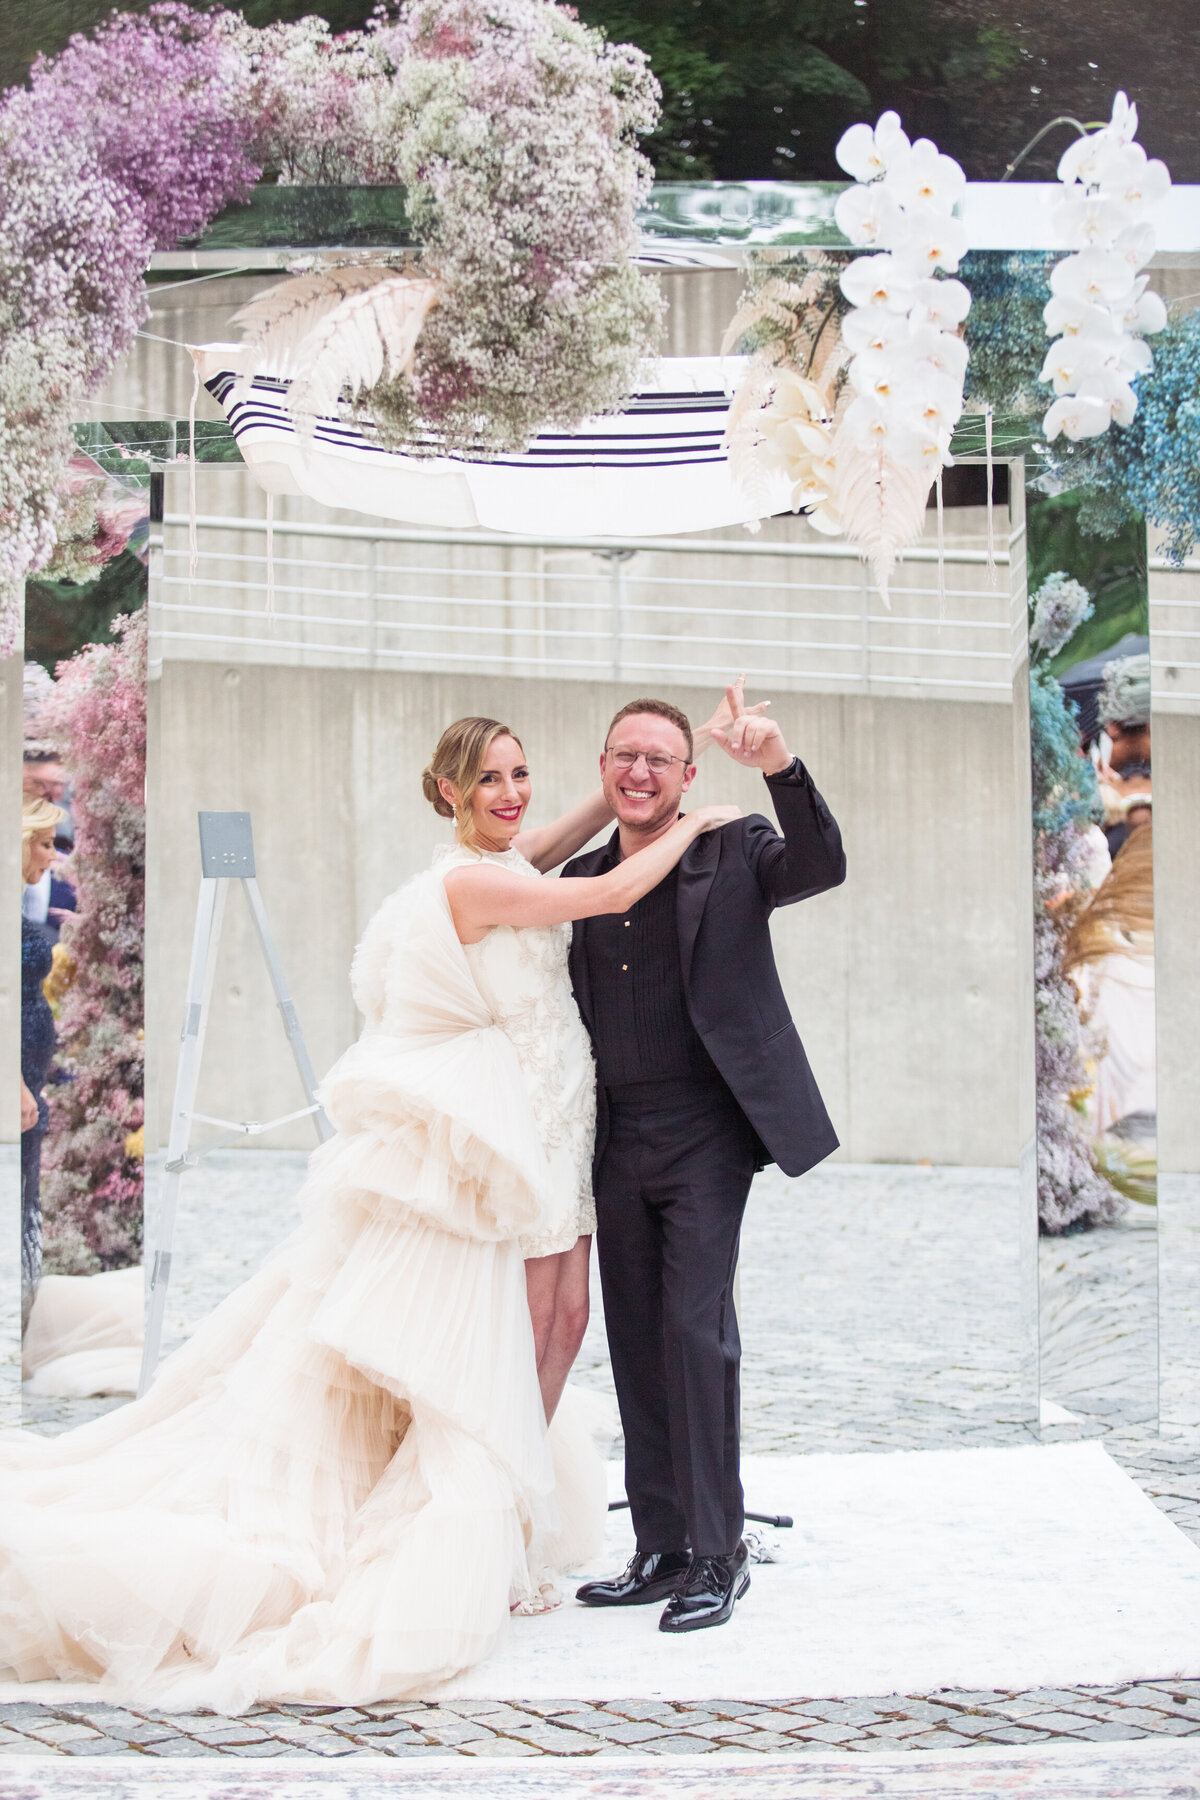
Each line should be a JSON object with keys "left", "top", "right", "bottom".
{"left": 21, "top": 797, "right": 66, "bottom": 1328}
{"left": 1094, "top": 653, "right": 1151, "bottom": 861}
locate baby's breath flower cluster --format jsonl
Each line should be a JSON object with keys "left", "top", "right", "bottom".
{"left": 359, "top": 0, "right": 663, "bottom": 453}
{"left": 1, "top": 0, "right": 662, "bottom": 631}
{"left": 0, "top": 5, "right": 260, "bottom": 650}
{"left": 37, "top": 611, "right": 147, "bottom": 1273}
{"left": 1098, "top": 651, "right": 1151, "bottom": 729}
{"left": 1029, "top": 571, "right": 1093, "bottom": 658}
{"left": 40, "top": 455, "right": 148, "bottom": 585}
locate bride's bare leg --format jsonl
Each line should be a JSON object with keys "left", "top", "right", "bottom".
{"left": 525, "top": 1236, "right": 591, "bottom": 1422}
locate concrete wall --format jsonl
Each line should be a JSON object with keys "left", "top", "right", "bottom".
{"left": 148, "top": 664, "right": 1026, "bottom": 1166}
{"left": 1153, "top": 711, "right": 1200, "bottom": 1177}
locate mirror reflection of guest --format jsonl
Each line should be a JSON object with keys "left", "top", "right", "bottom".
{"left": 21, "top": 796, "right": 66, "bottom": 1329}
{"left": 22, "top": 750, "right": 75, "bottom": 945}
{"left": 1095, "top": 653, "right": 1151, "bottom": 860}
{"left": 1063, "top": 824, "right": 1155, "bottom": 1146}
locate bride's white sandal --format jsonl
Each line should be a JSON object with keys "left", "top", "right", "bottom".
{"left": 511, "top": 1578, "right": 563, "bottom": 1616}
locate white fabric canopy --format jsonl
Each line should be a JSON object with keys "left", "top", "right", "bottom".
{"left": 194, "top": 347, "right": 791, "bottom": 536}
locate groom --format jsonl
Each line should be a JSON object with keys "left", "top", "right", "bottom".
{"left": 566, "top": 681, "right": 845, "bottom": 1631}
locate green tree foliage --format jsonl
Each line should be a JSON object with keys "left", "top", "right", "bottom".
{"left": 1027, "top": 493, "right": 1147, "bottom": 676}
{"left": 25, "top": 550, "right": 147, "bottom": 675}
{"left": 4, "top": 2, "right": 1197, "bottom": 182}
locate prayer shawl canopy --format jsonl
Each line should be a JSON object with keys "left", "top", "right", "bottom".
{"left": 193, "top": 349, "right": 790, "bottom": 536}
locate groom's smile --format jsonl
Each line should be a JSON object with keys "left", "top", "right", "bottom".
{"left": 600, "top": 709, "right": 698, "bottom": 850}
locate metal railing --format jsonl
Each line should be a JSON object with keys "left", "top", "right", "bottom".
{"left": 1150, "top": 552, "right": 1200, "bottom": 712}
{"left": 156, "top": 512, "right": 1020, "bottom": 701}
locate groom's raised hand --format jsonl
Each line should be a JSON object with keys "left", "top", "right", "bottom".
{"left": 710, "top": 677, "right": 793, "bottom": 775}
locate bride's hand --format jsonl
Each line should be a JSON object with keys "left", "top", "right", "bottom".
{"left": 693, "top": 674, "right": 770, "bottom": 757}
{"left": 687, "top": 803, "right": 742, "bottom": 835}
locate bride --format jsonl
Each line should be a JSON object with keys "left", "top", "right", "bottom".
{"left": 0, "top": 707, "right": 737, "bottom": 1712}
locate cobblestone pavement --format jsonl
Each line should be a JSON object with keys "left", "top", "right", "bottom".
{"left": 9, "top": 1153, "right": 1200, "bottom": 1761}
{"left": 6, "top": 1682, "right": 1200, "bottom": 1761}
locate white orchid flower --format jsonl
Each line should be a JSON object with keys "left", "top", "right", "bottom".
{"left": 1052, "top": 192, "right": 1134, "bottom": 247}
{"left": 874, "top": 110, "right": 911, "bottom": 163}
{"left": 884, "top": 138, "right": 966, "bottom": 214}
{"left": 1108, "top": 90, "right": 1138, "bottom": 146}
{"left": 1043, "top": 294, "right": 1121, "bottom": 339}
{"left": 848, "top": 344, "right": 910, "bottom": 402}
{"left": 901, "top": 372, "right": 965, "bottom": 437}
{"left": 885, "top": 418, "right": 949, "bottom": 471}
{"left": 891, "top": 213, "right": 968, "bottom": 276}
{"left": 835, "top": 121, "right": 886, "bottom": 183}
{"left": 1077, "top": 367, "right": 1139, "bottom": 426}
{"left": 1113, "top": 155, "right": 1171, "bottom": 212}
{"left": 805, "top": 503, "right": 845, "bottom": 536}
{"left": 1112, "top": 221, "right": 1157, "bottom": 275}
{"left": 841, "top": 253, "right": 917, "bottom": 313}
{"left": 1039, "top": 335, "right": 1116, "bottom": 394}
{"left": 1113, "top": 334, "right": 1154, "bottom": 379}
{"left": 1058, "top": 132, "right": 1114, "bottom": 190}
{"left": 1043, "top": 393, "right": 1114, "bottom": 440}
{"left": 834, "top": 111, "right": 909, "bottom": 184}
{"left": 905, "top": 324, "right": 969, "bottom": 380}
{"left": 1050, "top": 248, "right": 1140, "bottom": 306}
{"left": 841, "top": 304, "right": 910, "bottom": 353}
{"left": 909, "top": 276, "right": 971, "bottom": 329}
{"left": 844, "top": 393, "right": 894, "bottom": 449}
{"left": 1126, "top": 288, "right": 1168, "bottom": 334}
{"left": 834, "top": 180, "right": 903, "bottom": 247}
{"left": 901, "top": 428, "right": 954, "bottom": 475}
{"left": 768, "top": 367, "right": 835, "bottom": 426}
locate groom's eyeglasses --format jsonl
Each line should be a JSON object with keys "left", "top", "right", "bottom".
{"left": 604, "top": 746, "right": 691, "bottom": 774}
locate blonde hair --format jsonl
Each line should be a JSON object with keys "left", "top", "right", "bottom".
{"left": 1063, "top": 824, "right": 1154, "bottom": 974}
{"left": 422, "top": 717, "right": 524, "bottom": 852}
{"left": 22, "top": 796, "right": 65, "bottom": 885}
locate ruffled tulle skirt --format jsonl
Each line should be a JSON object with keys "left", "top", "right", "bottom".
{"left": 0, "top": 1128, "right": 607, "bottom": 1712}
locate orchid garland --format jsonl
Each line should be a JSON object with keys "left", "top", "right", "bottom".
{"left": 1041, "top": 91, "right": 1170, "bottom": 444}
{"left": 827, "top": 110, "right": 972, "bottom": 597}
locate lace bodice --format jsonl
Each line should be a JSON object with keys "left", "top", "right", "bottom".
{"left": 435, "top": 842, "right": 596, "bottom": 1256}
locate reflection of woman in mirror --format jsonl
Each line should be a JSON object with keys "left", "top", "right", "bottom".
{"left": 1063, "top": 823, "right": 1155, "bottom": 1148}
{"left": 21, "top": 797, "right": 65, "bottom": 1329}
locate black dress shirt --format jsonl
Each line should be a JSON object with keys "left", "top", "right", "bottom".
{"left": 582, "top": 863, "right": 723, "bottom": 1091}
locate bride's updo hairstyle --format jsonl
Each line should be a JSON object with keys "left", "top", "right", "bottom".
{"left": 422, "top": 716, "right": 524, "bottom": 852}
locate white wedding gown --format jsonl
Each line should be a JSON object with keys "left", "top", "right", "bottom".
{"left": 0, "top": 844, "right": 603, "bottom": 1711}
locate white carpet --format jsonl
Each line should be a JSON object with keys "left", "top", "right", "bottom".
{"left": 443, "top": 1442, "right": 1200, "bottom": 1700}
{"left": 2, "top": 1442, "right": 1199, "bottom": 1706}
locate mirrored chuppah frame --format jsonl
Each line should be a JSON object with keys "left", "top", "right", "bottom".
{"left": 20, "top": 179, "right": 1197, "bottom": 1437}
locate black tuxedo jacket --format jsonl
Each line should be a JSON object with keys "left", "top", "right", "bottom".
{"left": 564, "top": 758, "right": 846, "bottom": 1179}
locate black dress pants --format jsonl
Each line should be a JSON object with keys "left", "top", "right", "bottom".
{"left": 595, "top": 1079, "right": 759, "bottom": 1559}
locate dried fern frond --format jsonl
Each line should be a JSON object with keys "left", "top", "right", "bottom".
{"left": 233, "top": 266, "right": 401, "bottom": 375}
{"left": 285, "top": 275, "right": 440, "bottom": 425}
{"left": 832, "top": 427, "right": 932, "bottom": 604}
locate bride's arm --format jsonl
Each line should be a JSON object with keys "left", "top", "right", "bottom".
{"left": 513, "top": 787, "right": 613, "bottom": 874}
{"left": 514, "top": 678, "right": 770, "bottom": 874}
{"left": 445, "top": 806, "right": 741, "bottom": 942}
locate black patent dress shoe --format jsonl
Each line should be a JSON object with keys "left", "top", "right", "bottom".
{"left": 658, "top": 1540, "right": 750, "bottom": 1633}
{"left": 576, "top": 1549, "right": 692, "bottom": 1607}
